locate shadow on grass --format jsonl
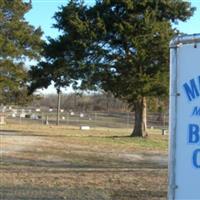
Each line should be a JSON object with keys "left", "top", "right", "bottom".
{"left": 1, "top": 153, "right": 167, "bottom": 171}
{"left": 0, "top": 130, "right": 69, "bottom": 137}
{"left": 0, "top": 130, "right": 131, "bottom": 139}
{"left": 0, "top": 129, "right": 24, "bottom": 134}
{"left": 104, "top": 135, "right": 132, "bottom": 139}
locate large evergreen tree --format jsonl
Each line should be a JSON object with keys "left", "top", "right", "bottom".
{"left": 30, "top": 0, "right": 194, "bottom": 136}
{"left": 0, "top": 0, "right": 42, "bottom": 104}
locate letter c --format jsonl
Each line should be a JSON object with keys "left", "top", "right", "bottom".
{"left": 193, "top": 149, "right": 200, "bottom": 168}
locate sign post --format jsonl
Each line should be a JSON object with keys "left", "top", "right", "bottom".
{"left": 169, "top": 34, "right": 200, "bottom": 200}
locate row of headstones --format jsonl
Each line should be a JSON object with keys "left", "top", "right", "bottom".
{"left": 0, "top": 107, "right": 79, "bottom": 117}
{"left": 12, "top": 111, "right": 85, "bottom": 118}
{"left": 0, "top": 106, "right": 65, "bottom": 113}
{"left": 10, "top": 111, "right": 86, "bottom": 121}
{"left": 0, "top": 106, "right": 89, "bottom": 118}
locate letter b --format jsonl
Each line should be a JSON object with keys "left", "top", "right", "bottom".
{"left": 189, "top": 124, "right": 200, "bottom": 144}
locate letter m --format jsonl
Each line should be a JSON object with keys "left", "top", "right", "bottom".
{"left": 183, "top": 79, "right": 199, "bottom": 101}
{"left": 192, "top": 107, "right": 200, "bottom": 116}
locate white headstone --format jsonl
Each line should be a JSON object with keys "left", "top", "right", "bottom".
{"left": 20, "top": 113, "right": 26, "bottom": 118}
{"left": 36, "top": 108, "right": 40, "bottom": 112}
{"left": 2, "top": 107, "right": 6, "bottom": 112}
{"left": 80, "top": 125, "right": 90, "bottom": 130}
{"left": 70, "top": 112, "right": 75, "bottom": 116}
{"left": 31, "top": 114, "right": 38, "bottom": 120}
{"left": 12, "top": 113, "right": 16, "bottom": 118}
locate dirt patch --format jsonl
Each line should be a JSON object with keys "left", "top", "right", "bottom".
{"left": 1, "top": 133, "right": 45, "bottom": 154}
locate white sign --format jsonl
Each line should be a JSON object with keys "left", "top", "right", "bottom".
{"left": 169, "top": 36, "right": 200, "bottom": 199}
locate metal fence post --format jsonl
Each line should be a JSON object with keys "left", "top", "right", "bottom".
{"left": 127, "top": 112, "right": 130, "bottom": 128}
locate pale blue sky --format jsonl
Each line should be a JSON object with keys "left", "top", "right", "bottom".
{"left": 25, "top": 0, "right": 95, "bottom": 40}
{"left": 25, "top": 0, "right": 200, "bottom": 39}
{"left": 24, "top": 0, "right": 200, "bottom": 94}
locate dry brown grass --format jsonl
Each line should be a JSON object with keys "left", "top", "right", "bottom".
{"left": 1, "top": 122, "right": 168, "bottom": 200}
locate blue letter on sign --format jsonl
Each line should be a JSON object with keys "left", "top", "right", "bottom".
{"left": 183, "top": 79, "right": 199, "bottom": 101}
{"left": 192, "top": 106, "right": 200, "bottom": 116}
{"left": 193, "top": 149, "right": 200, "bottom": 168}
{"left": 189, "top": 124, "right": 200, "bottom": 144}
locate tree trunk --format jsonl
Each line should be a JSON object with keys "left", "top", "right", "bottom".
{"left": 131, "top": 97, "right": 148, "bottom": 137}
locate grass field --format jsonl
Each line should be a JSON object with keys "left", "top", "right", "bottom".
{"left": 1, "top": 122, "right": 168, "bottom": 200}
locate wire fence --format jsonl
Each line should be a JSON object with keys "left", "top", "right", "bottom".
{"left": 0, "top": 106, "right": 168, "bottom": 132}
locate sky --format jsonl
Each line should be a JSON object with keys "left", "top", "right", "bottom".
{"left": 24, "top": 0, "right": 200, "bottom": 94}
{"left": 25, "top": 0, "right": 95, "bottom": 40}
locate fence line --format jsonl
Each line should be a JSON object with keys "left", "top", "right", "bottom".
{"left": 1, "top": 107, "right": 168, "bottom": 131}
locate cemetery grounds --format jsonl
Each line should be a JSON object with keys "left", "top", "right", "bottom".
{"left": 0, "top": 120, "right": 168, "bottom": 200}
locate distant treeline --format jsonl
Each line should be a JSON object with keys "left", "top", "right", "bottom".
{"left": 31, "top": 93, "right": 168, "bottom": 113}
